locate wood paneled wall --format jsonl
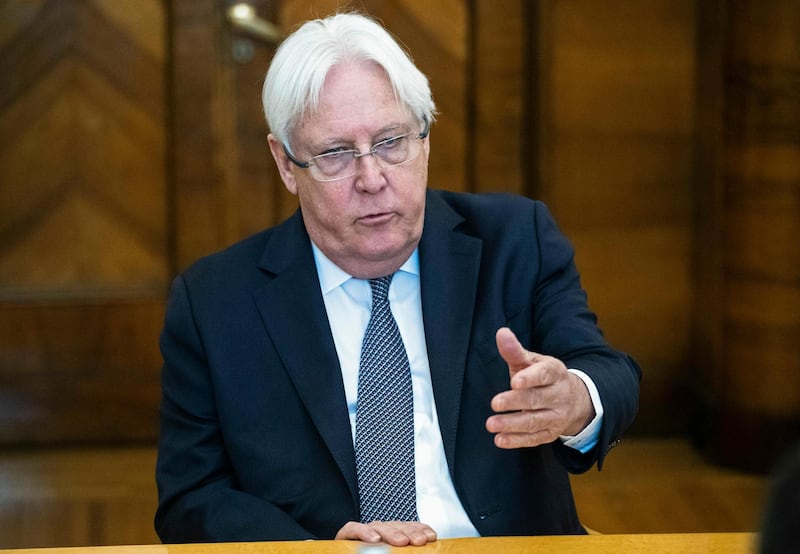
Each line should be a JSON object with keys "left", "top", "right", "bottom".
{"left": 693, "top": 0, "right": 800, "bottom": 472}
{"left": 534, "top": 0, "right": 697, "bottom": 433}
{"left": 1, "top": 0, "right": 797, "bottom": 472}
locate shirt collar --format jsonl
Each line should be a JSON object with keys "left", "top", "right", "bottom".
{"left": 311, "top": 242, "right": 420, "bottom": 295}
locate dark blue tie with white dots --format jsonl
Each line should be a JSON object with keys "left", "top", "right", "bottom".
{"left": 354, "top": 274, "right": 418, "bottom": 522}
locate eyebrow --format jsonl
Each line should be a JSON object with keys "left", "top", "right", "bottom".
{"left": 314, "top": 123, "right": 411, "bottom": 150}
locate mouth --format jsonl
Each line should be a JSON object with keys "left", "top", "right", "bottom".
{"left": 357, "top": 212, "right": 395, "bottom": 226}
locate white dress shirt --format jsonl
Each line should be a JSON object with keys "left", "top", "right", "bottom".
{"left": 311, "top": 243, "right": 602, "bottom": 538}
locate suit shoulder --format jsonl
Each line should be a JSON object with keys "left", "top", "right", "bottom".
{"left": 178, "top": 228, "right": 272, "bottom": 286}
{"left": 429, "top": 189, "right": 553, "bottom": 234}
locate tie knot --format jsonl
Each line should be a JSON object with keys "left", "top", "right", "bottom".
{"left": 368, "top": 274, "right": 394, "bottom": 303}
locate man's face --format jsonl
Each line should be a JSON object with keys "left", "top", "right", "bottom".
{"left": 268, "top": 61, "right": 429, "bottom": 279}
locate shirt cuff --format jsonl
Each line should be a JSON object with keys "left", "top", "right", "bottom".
{"left": 559, "top": 369, "right": 604, "bottom": 454}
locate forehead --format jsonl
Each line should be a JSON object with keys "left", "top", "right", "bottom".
{"left": 296, "top": 62, "right": 412, "bottom": 143}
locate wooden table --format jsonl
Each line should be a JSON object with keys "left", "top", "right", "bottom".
{"left": 1, "top": 534, "right": 757, "bottom": 553}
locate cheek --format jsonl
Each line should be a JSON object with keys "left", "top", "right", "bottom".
{"left": 300, "top": 185, "right": 350, "bottom": 227}
{"left": 403, "top": 170, "right": 428, "bottom": 213}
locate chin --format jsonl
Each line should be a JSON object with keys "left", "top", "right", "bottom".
{"left": 366, "top": 236, "right": 415, "bottom": 258}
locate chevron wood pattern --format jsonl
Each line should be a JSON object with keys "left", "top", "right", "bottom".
{"left": 0, "top": 0, "right": 168, "bottom": 297}
{"left": 0, "top": 0, "right": 168, "bottom": 443}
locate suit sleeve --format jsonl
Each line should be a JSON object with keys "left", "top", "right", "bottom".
{"left": 154, "top": 275, "right": 315, "bottom": 542}
{"left": 528, "top": 201, "right": 641, "bottom": 473}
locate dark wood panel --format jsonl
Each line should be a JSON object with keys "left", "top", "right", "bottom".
{"left": 169, "top": 0, "right": 228, "bottom": 271}
{"left": 471, "top": 0, "right": 527, "bottom": 195}
{"left": 224, "top": 1, "right": 297, "bottom": 233}
{"left": 696, "top": 0, "right": 800, "bottom": 472}
{"left": 0, "top": 300, "right": 164, "bottom": 443}
{"left": 170, "top": 0, "right": 296, "bottom": 268}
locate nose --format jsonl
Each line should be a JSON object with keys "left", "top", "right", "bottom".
{"left": 354, "top": 152, "right": 387, "bottom": 193}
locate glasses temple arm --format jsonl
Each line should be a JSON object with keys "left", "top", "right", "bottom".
{"left": 283, "top": 144, "right": 310, "bottom": 168}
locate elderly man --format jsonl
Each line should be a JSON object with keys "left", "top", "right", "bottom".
{"left": 155, "top": 12, "right": 640, "bottom": 547}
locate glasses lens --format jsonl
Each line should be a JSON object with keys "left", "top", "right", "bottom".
{"left": 307, "top": 130, "right": 424, "bottom": 181}
{"left": 311, "top": 151, "right": 356, "bottom": 180}
{"left": 373, "top": 135, "right": 412, "bottom": 165}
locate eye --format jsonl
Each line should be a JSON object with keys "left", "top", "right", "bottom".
{"left": 374, "top": 134, "right": 406, "bottom": 151}
{"left": 318, "top": 146, "right": 350, "bottom": 156}
{"left": 313, "top": 148, "right": 358, "bottom": 164}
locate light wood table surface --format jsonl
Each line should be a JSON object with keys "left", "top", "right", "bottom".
{"left": 0, "top": 533, "right": 757, "bottom": 553}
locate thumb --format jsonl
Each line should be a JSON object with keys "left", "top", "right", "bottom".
{"left": 496, "top": 327, "right": 536, "bottom": 376}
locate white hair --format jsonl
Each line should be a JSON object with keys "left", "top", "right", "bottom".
{"left": 262, "top": 12, "right": 436, "bottom": 150}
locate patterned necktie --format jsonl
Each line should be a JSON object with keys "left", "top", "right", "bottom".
{"left": 354, "top": 274, "right": 418, "bottom": 522}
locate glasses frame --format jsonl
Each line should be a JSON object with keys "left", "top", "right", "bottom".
{"left": 283, "top": 118, "right": 430, "bottom": 182}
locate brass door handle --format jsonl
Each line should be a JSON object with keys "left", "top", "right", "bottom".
{"left": 226, "top": 3, "right": 282, "bottom": 44}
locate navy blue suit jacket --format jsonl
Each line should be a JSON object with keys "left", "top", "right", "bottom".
{"left": 155, "top": 190, "right": 640, "bottom": 542}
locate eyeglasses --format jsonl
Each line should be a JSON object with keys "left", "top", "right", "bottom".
{"left": 283, "top": 119, "right": 430, "bottom": 182}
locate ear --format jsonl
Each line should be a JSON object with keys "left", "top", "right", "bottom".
{"left": 267, "top": 133, "right": 298, "bottom": 195}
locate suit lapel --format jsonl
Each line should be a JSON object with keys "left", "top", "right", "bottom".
{"left": 419, "top": 192, "right": 482, "bottom": 474}
{"left": 251, "top": 212, "right": 359, "bottom": 505}
{"left": 251, "top": 195, "right": 483, "bottom": 503}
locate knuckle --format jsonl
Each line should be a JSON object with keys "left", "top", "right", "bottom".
{"left": 525, "top": 411, "right": 538, "bottom": 434}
